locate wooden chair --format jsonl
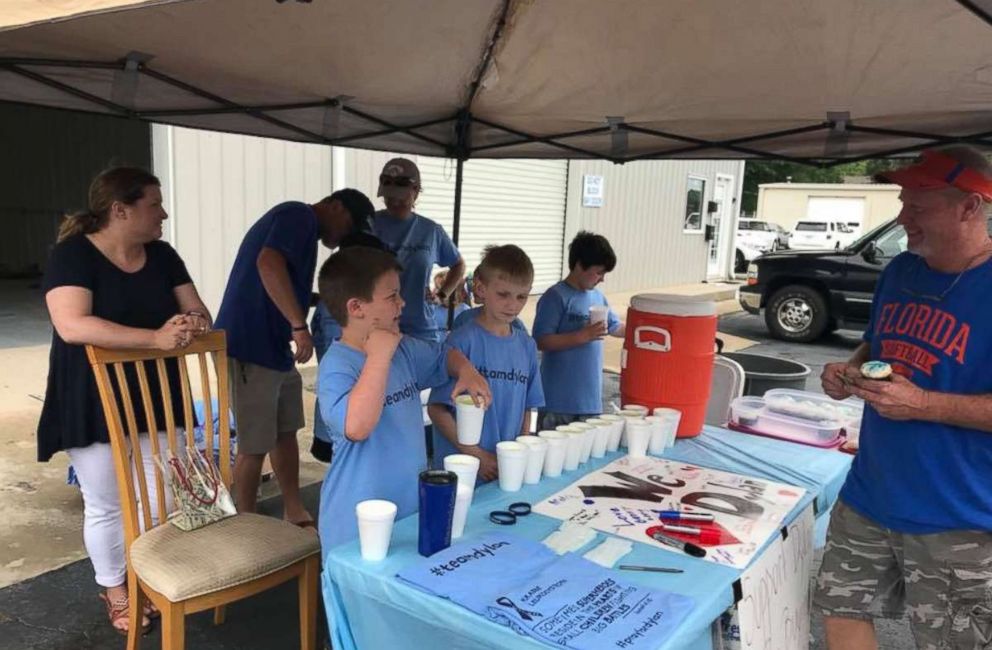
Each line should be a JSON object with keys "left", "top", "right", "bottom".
{"left": 86, "top": 330, "right": 320, "bottom": 650}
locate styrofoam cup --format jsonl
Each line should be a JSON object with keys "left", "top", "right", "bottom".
{"left": 569, "top": 422, "right": 596, "bottom": 463}
{"left": 496, "top": 441, "right": 528, "bottom": 492}
{"left": 454, "top": 394, "right": 485, "bottom": 445}
{"left": 598, "top": 414, "right": 624, "bottom": 452}
{"left": 443, "top": 454, "right": 480, "bottom": 491}
{"left": 516, "top": 435, "right": 548, "bottom": 484}
{"left": 537, "top": 430, "right": 567, "bottom": 477}
{"left": 644, "top": 415, "right": 666, "bottom": 455}
{"left": 623, "top": 404, "right": 650, "bottom": 416}
{"left": 619, "top": 413, "right": 644, "bottom": 448}
{"left": 355, "top": 499, "right": 398, "bottom": 561}
{"left": 653, "top": 407, "right": 682, "bottom": 447}
{"left": 625, "top": 420, "right": 652, "bottom": 459}
{"left": 589, "top": 305, "right": 609, "bottom": 325}
{"left": 450, "top": 483, "right": 472, "bottom": 539}
{"left": 585, "top": 418, "right": 611, "bottom": 458}
{"left": 559, "top": 427, "right": 584, "bottom": 471}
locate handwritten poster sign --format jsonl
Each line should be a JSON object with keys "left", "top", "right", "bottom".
{"left": 734, "top": 505, "right": 815, "bottom": 650}
{"left": 582, "top": 174, "right": 604, "bottom": 207}
{"left": 533, "top": 457, "right": 806, "bottom": 568}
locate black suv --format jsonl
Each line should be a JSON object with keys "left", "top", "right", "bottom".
{"left": 738, "top": 219, "right": 905, "bottom": 342}
{"left": 739, "top": 217, "right": 992, "bottom": 342}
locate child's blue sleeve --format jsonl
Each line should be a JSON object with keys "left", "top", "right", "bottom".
{"left": 435, "top": 224, "right": 461, "bottom": 268}
{"left": 525, "top": 338, "right": 545, "bottom": 409}
{"left": 404, "top": 337, "right": 450, "bottom": 390}
{"left": 428, "top": 333, "right": 470, "bottom": 406}
{"left": 605, "top": 296, "right": 622, "bottom": 334}
{"left": 532, "top": 291, "right": 564, "bottom": 338}
{"left": 316, "top": 353, "right": 356, "bottom": 441}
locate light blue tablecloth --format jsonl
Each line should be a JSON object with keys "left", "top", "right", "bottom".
{"left": 322, "top": 426, "right": 853, "bottom": 650}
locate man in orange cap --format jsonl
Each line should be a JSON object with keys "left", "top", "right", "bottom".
{"left": 815, "top": 145, "right": 992, "bottom": 649}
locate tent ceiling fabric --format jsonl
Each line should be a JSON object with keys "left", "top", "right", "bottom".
{"left": 1, "top": 0, "right": 991, "bottom": 164}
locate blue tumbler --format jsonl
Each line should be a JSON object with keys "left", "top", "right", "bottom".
{"left": 418, "top": 470, "right": 458, "bottom": 557}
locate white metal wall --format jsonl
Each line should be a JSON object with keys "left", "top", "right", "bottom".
{"left": 347, "top": 153, "right": 568, "bottom": 292}
{"left": 152, "top": 125, "right": 334, "bottom": 314}
{"left": 565, "top": 159, "right": 745, "bottom": 292}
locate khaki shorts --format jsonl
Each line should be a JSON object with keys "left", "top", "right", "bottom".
{"left": 229, "top": 360, "right": 305, "bottom": 455}
{"left": 814, "top": 499, "right": 992, "bottom": 649}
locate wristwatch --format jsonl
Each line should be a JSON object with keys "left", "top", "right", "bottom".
{"left": 292, "top": 324, "right": 308, "bottom": 332}
{"left": 436, "top": 289, "right": 448, "bottom": 303}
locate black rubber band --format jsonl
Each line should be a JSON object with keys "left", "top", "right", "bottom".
{"left": 508, "top": 502, "right": 532, "bottom": 516}
{"left": 489, "top": 511, "right": 516, "bottom": 525}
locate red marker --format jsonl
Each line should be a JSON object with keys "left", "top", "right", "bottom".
{"left": 661, "top": 523, "right": 722, "bottom": 544}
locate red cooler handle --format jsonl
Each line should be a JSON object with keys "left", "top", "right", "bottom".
{"left": 634, "top": 326, "right": 671, "bottom": 352}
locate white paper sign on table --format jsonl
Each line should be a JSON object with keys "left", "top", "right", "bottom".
{"left": 533, "top": 456, "right": 806, "bottom": 569}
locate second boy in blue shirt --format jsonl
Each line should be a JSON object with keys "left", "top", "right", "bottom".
{"left": 429, "top": 245, "right": 544, "bottom": 482}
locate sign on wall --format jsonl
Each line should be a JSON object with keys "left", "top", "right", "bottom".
{"left": 582, "top": 174, "right": 604, "bottom": 207}
{"left": 534, "top": 457, "right": 805, "bottom": 569}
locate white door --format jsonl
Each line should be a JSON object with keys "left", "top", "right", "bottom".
{"left": 708, "top": 175, "right": 735, "bottom": 279}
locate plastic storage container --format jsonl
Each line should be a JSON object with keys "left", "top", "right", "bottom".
{"left": 763, "top": 389, "right": 863, "bottom": 424}
{"left": 729, "top": 396, "right": 845, "bottom": 447}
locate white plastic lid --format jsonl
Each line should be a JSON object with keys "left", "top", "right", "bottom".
{"left": 630, "top": 293, "right": 717, "bottom": 317}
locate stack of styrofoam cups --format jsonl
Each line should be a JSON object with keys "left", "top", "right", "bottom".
{"left": 598, "top": 414, "right": 625, "bottom": 452}
{"left": 584, "top": 418, "right": 611, "bottom": 458}
{"left": 644, "top": 415, "right": 667, "bottom": 455}
{"left": 537, "top": 430, "right": 568, "bottom": 477}
{"left": 516, "top": 435, "right": 549, "bottom": 484}
{"left": 618, "top": 410, "right": 645, "bottom": 448}
{"left": 556, "top": 425, "right": 584, "bottom": 471}
{"left": 355, "top": 499, "right": 398, "bottom": 561}
{"left": 623, "top": 404, "right": 650, "bottom": 416}
{"left": 569, "top": 421, "right": 596, "bottom": 463}
{"left": 496, "top": 441, "right": 528, "bottom": 491}
{"left": 652, "top": 407, "right": 682, "bottom": 448}
{"left": 443, "top": 454, "right": 480, "bottom": 539}
{"left": 625, "top": 419, "right": 653, "bottom": 459}
{"left": 454, "top": 395, "right": 485, "bottom": 445}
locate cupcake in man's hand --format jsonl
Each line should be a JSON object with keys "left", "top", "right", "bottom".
{"left": 860, "top": 361, "right": 893, "bottom": 380}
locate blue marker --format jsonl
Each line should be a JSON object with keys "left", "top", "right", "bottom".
{"left": 658, "top": 510, "right": 715, "bottom": 523}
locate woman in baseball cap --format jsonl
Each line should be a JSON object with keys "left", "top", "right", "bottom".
{"left": 373, "top": 157, "right": 466, "bottom": 342}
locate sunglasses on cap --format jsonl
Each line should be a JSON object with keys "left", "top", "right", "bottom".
{"left": 379, "top": 175, "right": 418, "bottom": 188}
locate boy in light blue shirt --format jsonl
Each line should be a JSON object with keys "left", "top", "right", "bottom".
{"left": 533, "top": 231, "right": 626, "bottom": 430}
{"left": 315, "top": 247, "right": 490, "bottom": 556}
{"left": 429, "top": 245, "right": 545, "bottom": 482}
{"left": 452, "top": 266, "right": 528, "bottom": 333}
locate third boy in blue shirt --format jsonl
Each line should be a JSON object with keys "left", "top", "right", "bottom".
{"left": 533, "top": 232, "right": 626, "bottom": 430}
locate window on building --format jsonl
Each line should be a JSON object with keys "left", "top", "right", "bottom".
{"left": 684, "top": 177, "right": 706, "bottom": 232}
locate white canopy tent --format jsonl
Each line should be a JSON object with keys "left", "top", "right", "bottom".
{"left": 2, "top": 0, "right": 992, "bottom": 238}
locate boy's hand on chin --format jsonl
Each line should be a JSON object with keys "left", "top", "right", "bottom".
{"left": 366, "top": 325, "right": 402, "bottom": 360}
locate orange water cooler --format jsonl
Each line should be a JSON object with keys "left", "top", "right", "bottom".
{"left": 620, "top": 294, "right": 718, "bottom": 438}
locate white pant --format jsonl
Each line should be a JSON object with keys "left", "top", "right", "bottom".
{"left": 67, "top": 432, "right": 178, "bottom": 588}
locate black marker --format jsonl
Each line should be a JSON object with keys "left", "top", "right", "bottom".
{"left": 651, "top": 530, "right": 707, "bottom": 558}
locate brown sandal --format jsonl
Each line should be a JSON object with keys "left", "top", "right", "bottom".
{"left": 99, "top": 591, "right": 152, "bottom": 637}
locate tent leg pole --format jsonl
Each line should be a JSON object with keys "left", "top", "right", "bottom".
{"left": 446, "top": 158, "right": 466, "bottom": 330}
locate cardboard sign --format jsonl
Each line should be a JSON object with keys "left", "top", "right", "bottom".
{"left": 533, "top": 457, "right": 805, "bottom": 568}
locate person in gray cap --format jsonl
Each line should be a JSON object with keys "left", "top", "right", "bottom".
{"left": 373, "top": 157, "right": 465, "bottom": 342}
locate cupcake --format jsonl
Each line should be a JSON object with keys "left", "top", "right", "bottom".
{"left": 860, "top": 361, "right": 892, "bottom": 380}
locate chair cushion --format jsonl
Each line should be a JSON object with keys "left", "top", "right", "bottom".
{"left": 130, "top": 513, "right": 320, "bottom": 601}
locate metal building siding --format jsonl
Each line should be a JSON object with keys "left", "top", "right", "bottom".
{"left": 0, "top": 103, "right": 149, "bottom": 276}
{"left": 565, "top": 159, "right": 744, "bottom": 292}
{"left": 153, "top": 125, "right": 333, "bottom": 314}
{"left": 347, "top": 152, "right": 568, "bottom": 293}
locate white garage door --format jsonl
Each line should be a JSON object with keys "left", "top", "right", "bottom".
{"left": 806, "top": 197, "right": 865, "bottom": 233}
{"left": 415, "top": 157, "right": 568, "bottom": 293}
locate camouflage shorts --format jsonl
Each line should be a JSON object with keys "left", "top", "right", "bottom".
{"left": 813, "top": 500, "right": 992, "bottom": 649}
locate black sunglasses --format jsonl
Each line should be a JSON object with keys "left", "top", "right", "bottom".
{"left": 379, "top": 175, "right": 417, "bottom": 188}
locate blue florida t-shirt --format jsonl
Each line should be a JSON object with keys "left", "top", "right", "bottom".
{"left": 840, "top": 252, "right": 992, "bottom": 533}
{"left": 215, "top": 202, "right": 317, "bottom": 371}
{"left": 373, "top": 211, "right": 460, "bottom": 342}
{"left": 532, "top": 281, "right": 620, "bottom": 415}
{"left": 317, "top": 337, "right": 449, "bottom": 555}
{"left": 429, "top": 320, "right": 544, "bottom": 467}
